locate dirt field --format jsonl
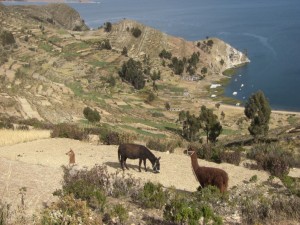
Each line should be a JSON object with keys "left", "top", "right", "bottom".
{"left": 0, "top": 138, "right": 299, "bottom": 218}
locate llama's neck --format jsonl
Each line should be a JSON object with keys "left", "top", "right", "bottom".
{"left": 190, "top": 152, "right": 200, "bottom": 171}
{"left": 146, "top": 149, "right": 157, "bottom": 165}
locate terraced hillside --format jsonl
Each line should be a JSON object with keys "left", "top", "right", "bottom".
{"left": 1, "top": 2, "right": 252, "bottom": 138}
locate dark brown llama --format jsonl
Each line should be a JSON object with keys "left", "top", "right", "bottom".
{"left": 66, "top": 149, "right": 75, "bottom": 165}
{"left": 188, "top": 147, "right": 228, "bottom": 193}
{"left": 118, "top": 143, "right": 161, "bottom": 173}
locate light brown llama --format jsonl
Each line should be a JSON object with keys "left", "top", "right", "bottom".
{"left": 188, "top": 147, "right": 228, "bottom": 193}
{"left": 66, "top": 149, "right": 75, "bottom": 165}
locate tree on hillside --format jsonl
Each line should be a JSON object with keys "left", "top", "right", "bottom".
{"left": 119, "top": 58, "right": 145, "bottom": 90}
{"left": 199, "top": 105, "right": 222, "bottom": 143}
{"left": 0, "top": 30, "right": 15, "bottom": 46}
{"left": 131, "top": 27, "right": 142, "bottom": 38}
{"left": 150, "top": 70, "right": 161, "bottom": 91}
{"left": 83, "top": 107, "right": 101, "bottom": 123}
{"left": 244, "top": 90, "right": 271, "bottom": 139}
{"left": 104, "top": 22, "right": 112, "bottom": 32}
{"left": 182, "top": 111, "right": 201, "bottom": 141}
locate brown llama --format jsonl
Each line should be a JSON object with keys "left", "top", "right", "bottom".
{"left": 66, "top": 149, "right": 75, "bottom": 165}
{"left": 188, "top": 147, "right": 228, "bottom": 193}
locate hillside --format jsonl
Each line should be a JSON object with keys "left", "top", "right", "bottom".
{"left": 0, "top": 3, "right": 249, "bottom": 127}
{"left": 1, "top": 3, "right": 300, "bottom": 225}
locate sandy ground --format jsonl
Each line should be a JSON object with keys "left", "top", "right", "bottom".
{"left": 0, "top": 138, "right": 299, "bottom": 218}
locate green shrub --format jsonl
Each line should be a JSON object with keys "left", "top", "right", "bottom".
{"left": 51, "top": 123, "right": 87, "bottom": 140}
{"left": 100, "top": 39, "right": 112, "bottom": 50}
{"left": 146, "top": 139, "right": 167, "bottom": 152}
{"left": 151, "top": 111, "right": 164, "bottom": 117}
{"left": 111, "top": 204, "right": 129, "bottom": 224}
{"left": 83, "top": 107, "right": 101, "bottom": 123}
{"left": 121, "top": 46, "right": 128, "bottom": 56}
{"left": 138, "top": 182, "right": 169, "bottom": 209}
{"left": 40, "top": 194, "right": 102, "bottom": 225}
{"left": 220, "top": 149, "right": 241, "bottom": 165}
{"left": 101, "top": 130, "right": 136, "bottom": 145}
{"left": 0, "top": 201, "right": 10, "bottom": 225}
{"left": 241, "top": 195, "right": 272, "bottom": 225}
{"left": 111, "top": 171, "right": 141, "bottom": 198}
{"left": 103, "top": 131, "right": 120, "bottom": 145}
{"left": 247, "top": 144, "right": 291, "bottom": 177}
{"left": 0, "top": 30, "right": 15, "bottom": 46}
{"left": 249, "top": 175, "right": 258, "bottom": 183}
{"left": 197, "top": 144, "right": 221, "bottom": 163}
{"left": 131, "top": 27, "right": 142, "bottom": 38}
{"left": 145, "top": 91, "right": 155, "bottom": 103}
{"left": 195, "top": 185, "right": 224, "bottom": 204}
{"left": 61, "top": 179, "right": 106, "bottom": 212}
{"left": 119, "top": 58, "right": 145, "bottom": 90}
{"left": 281, "top": 175, "right": 300, "bottom": 197}
{"left": 104, "top": 22, "right": 112, "bottom": 32}
{"left": 0, "top": 121, "right": 14, "bottom": 129}
{"left": 163, "top": 193, "right": 222, "bottom": 225}
{"left": 159, "top": 49, "right": 172, "bottom": 59}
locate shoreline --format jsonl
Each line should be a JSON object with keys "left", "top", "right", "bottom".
{"left": 220, "top": 103, "right": 300, "bottom": 116}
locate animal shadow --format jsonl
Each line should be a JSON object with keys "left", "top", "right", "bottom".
{"left": 105, "top": 161, "right": 152, "bottom": 172}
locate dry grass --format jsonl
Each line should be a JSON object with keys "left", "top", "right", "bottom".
{"left": 0, "top": 129, "right": 51, "bottom": 147}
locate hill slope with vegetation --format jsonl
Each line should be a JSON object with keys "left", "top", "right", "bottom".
{"left": 1, "top": 3, "right": 300, "bottom": 225}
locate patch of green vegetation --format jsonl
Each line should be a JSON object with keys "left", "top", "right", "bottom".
{"left": 156, "top": 84, "right": 185, "bottom": 94}
{"left": 119, "top": 124, "right": 166, "bottom": 138}
{"left": 62, "top": 51, "right": 79, "bottom": 61}
{"left": 39, "top": 42, "right": 53, "bottom": 52}
{"left": 287, "top": 115, "right": 299, "bottom": 125}
{"left": 119, "top": 104, "right": 132, "bottom": 110}
{"left": 57, "top": 29, "right": 68, "bottom": 35}
{"left": 68, "top": 82, "right": 84, "bottom": 97}
{"left": 65, "top": 42, "right": 90, "bottom": 51}
{"left": 67, "top": 82, "right": 107, "bottom": 107}
{"left": 89, "top": 60, "right": 109, "bottom": 68}
{"left": 222, "top": 128, "right": 240, "bottom": 135}
{"left": 222, "top": 68, "right": 236, "bottom": 76}
{"left": 48, "top": 36, "right": 62, "bottom": 44}
{"left": 62, "top": 42, "right": 90, "bottom": 60}
{"left": 281, "top": 175, "right": 300, "bottom": 197}
{"left": 122, "top": 116, "right": 179, "bottom": 132}
{"left": 18, "top": 54, "right": 31, "bottom": 63}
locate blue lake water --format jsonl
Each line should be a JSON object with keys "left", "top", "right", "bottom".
{"left": 4, "top": 0, "right": 300, "bottom": 111}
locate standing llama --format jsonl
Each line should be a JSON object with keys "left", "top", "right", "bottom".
{"left": 118, "top": 143, "right": 161, "bottom": 173}
{"left": 66, "top": 149, "right": 75, "bottom": 165}
{"left": 188, "top": 146, "right": 228, "bottom": 193}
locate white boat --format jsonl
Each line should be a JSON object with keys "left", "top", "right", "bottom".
{"left": 232, "top": 92, "right": 237, "bottom": 96}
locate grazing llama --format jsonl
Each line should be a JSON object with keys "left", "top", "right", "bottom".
{"left": 66, "top": 149, "right": 75, "bottom": 165}
{"left": 188, "top": 146, "right": 228, "bottom": 193}
{"left": 118, "top": 143, "right": 161, "bottom": 173}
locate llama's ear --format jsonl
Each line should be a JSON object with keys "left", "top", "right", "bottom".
{"left": 157, "top": 157, "right": 161, "bottom": 161}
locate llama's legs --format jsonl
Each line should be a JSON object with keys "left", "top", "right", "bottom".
{"left": 124, "top": 158, "right": 129, "bottom": 170}
{"left": 138, "top": 159, "right": 142, "bottom": 172}
{"left": 120, "top": 157, "right": 125, "bottom": 170}
{"left": 143, "top": 159, "right": 147, "bottom": 171}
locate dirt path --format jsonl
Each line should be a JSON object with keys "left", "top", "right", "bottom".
{"left": 0, "top": 138, "right": 298, "bottom": 218}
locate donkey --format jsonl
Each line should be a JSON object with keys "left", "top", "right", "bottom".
{"left": 66, "top": 148, "right": 75, "bottom": 165}
{"left": 118, "top": 143, "right": 161, "bottom": 173}
{"left": 187, "top": 146, "right": 228, "bottom": 193}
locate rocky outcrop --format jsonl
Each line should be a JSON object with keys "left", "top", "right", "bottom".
{"left": 43, "top": 4, "right": 89, "bottom": 31}
{"left": 8, "top": 3, "right": 89, "bottom": 31}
